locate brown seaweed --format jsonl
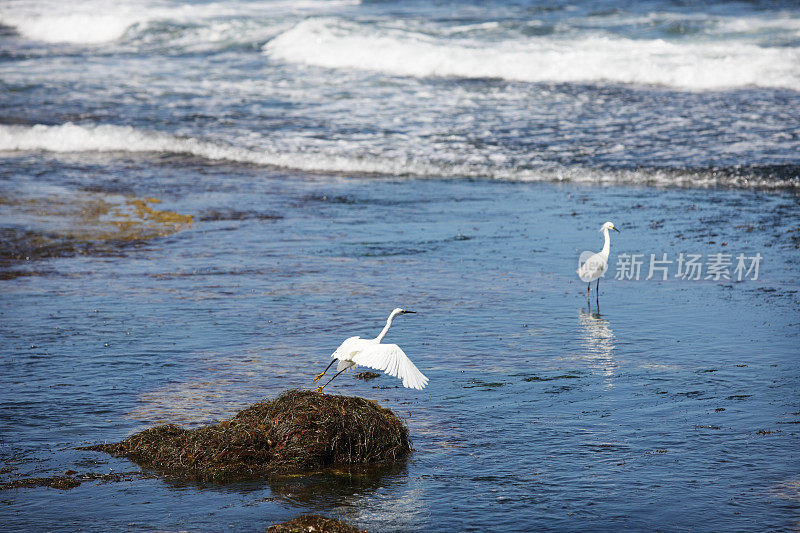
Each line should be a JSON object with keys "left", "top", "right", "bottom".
{"left": 84, "top": 390, "right": 411, "bottom": 483}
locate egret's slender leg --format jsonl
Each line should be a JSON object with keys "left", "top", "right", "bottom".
{"left": 587, "top": 283, "right": 591, "bottom": 303}
{"left": 314, "top": 367, "right": 347, "bottom": 393}
{"left": 313, "top": 359, "right": 336, "bottom": 382}
{"left": 592, "top": 278, "right": 599, "bottom": 311}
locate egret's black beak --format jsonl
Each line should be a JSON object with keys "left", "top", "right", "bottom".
{"left": 612, "top": 227, "right": 621, "bottom": 233}
{"left": 401, "top": 310, "right": 417, "bottom": 314}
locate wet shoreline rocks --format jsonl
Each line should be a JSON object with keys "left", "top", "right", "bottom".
{"left": 84, "top": 390, "right": 411, "bottom": 483}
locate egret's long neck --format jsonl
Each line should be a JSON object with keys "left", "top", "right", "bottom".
{"left": 375, "top": 313, "right": 396, "bottom": 342}
{"left": 601, "top": 228, "right": 611, "bottom": 259}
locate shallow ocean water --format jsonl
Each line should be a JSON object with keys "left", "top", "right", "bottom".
{"left": 1, "top": 0, "right": 800, "bottom": 530}
{"left": 1, "top": 160, "right": 798, "bottom": 531}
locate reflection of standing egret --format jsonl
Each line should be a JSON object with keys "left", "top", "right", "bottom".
{"left": 578, "top": 310, "right": 617, "bottom": 382}
{"left": 577, "top": 221, "right": 620, "bottom": 307}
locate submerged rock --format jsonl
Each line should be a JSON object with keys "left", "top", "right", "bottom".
{"left": 0, "top": 191, "right": 193, "bottom": 276}
{"left": 267, "top": 514, "right": 366, "bottom": 533}
{"left": 0, "top": 475, "right": 81, "bottom": 491}
{"left": 0, "top": 471, "right": 149, "bottom": 491}
{"left": 85, "top": 390, "right": 411, "bottom": 482}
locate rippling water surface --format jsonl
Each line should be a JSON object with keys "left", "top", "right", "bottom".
{"left": 1, "top": 0, "right": 799, "bottom": 531}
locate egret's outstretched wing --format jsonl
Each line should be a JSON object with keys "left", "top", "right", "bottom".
{"left": 351, "top": 343, "right": 429, "bottom": 390}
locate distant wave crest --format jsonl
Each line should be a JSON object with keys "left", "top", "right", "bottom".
{"left": 3, "top": 13, "right": 136, "bottom": 44}
{"left": 264, "top": 18, "right": 800, "bottom": 90}
{"left": 1, "top": 123, "right": 796, "bottom": 189}
{"left": 0, "top": 0, "right": 359, "bottom": 44}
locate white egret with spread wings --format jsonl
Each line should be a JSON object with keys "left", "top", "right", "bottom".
{"left": 312, "top": 308, "right": 429, "bottom": 392}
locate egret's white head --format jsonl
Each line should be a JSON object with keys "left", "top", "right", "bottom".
{"left": 600, "top": 221, "right": 620, "bottom": 233}
{"left": 391, "top": 307, "right": 416, "bottom": 317}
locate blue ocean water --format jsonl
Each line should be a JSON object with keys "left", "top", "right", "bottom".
{"left": 1, "top": 0, "right": 799, "bottom": 531}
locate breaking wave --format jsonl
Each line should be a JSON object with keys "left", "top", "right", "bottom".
{"left": 1, "top": 123, "right": 797, "bottom": 188}
{"left": 0, "top": 0, "right": 359, "bottom": 44}
{"left": 265, "top": 18, "right": 800, "bottom": 90}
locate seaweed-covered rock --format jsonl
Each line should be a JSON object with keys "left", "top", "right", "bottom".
{"left": 267, "top": 514, "right": 366, "bottom": 533}
{"left": 85, "top": 390, "right": 411, "bottom": 482}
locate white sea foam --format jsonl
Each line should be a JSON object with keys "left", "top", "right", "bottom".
{"left": 710, "top": 15, "right": 800, "bottom": 36}
{"left": 264, "top": 18, "right": 800, "bottom": 90}
{"left": 0, "top": 123, "right": 433, "bottom": 175}
{"left": 0, "top": 0, "right": 145, "bottom": 44}
{"left": 0, "top": 0, "right": 358, "bottom": 44}
{"left": 7, "top": 13, "right": 137, "bottom": 43}
{"left": 0, "top": 123, "right": 795, "bottom": 189}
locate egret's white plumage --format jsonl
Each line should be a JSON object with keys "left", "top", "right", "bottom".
{"left": 313, "top": 308, "right": 428, "bottom": 391}
{"left": 577, "top": 221, "right": 619, "bottom": 299}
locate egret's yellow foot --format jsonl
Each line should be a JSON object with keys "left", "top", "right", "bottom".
{"left": 312, "top": 372, "right": 325, "bottom": 382}
{"left": 313, "top": 385, "right": 324, "bottom": 393}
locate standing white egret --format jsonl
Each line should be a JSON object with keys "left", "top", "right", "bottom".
{"left": 312, "top": 308, "right": 429, "bottom": 392}
{"left": 576, "top": 221, "right": 620, "bottom": 302}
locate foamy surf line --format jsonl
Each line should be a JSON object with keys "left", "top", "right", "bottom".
{"left": 0, "top": 123, "right": 796, "bottom": 189}
{"left": 264, "top": 18, "right": 800, "bottom": 91}
{"left": 0, "top": 123, "right": 431, "bottom": 175}
{"left": 0, "top": 13, "right": 136, "bottom": 44}
{"left": 0, "top": 0, "right": 360, "bottom": 44}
